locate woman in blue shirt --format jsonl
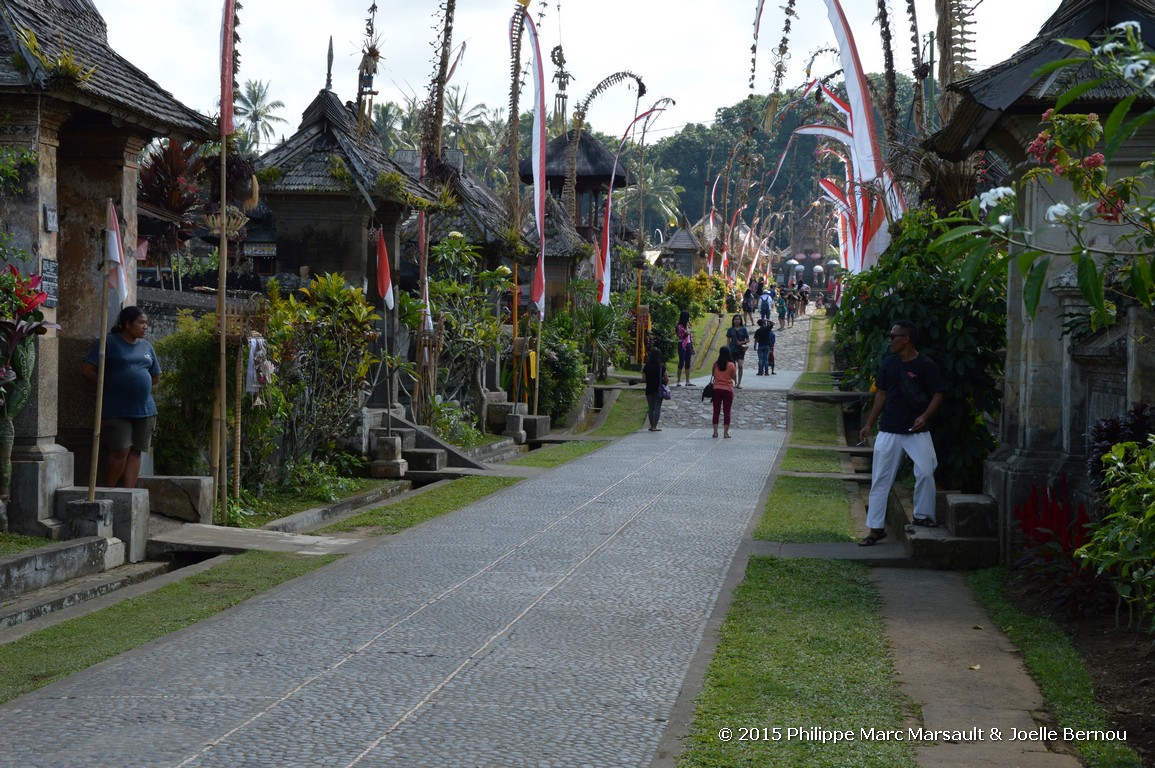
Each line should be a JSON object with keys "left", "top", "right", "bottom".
{"left": 82, "top": 306, "right": 161, "bottom": 488}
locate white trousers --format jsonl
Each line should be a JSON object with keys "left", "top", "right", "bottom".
{"left": 866, "top": 430, "right": 938, "bottom": 530}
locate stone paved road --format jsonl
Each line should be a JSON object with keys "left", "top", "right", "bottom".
{"left": 0, "top": 315, "right": 814, "bottom": 768}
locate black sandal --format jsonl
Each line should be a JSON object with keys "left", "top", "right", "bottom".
{"left": 858, "top": 529, "right": 887, "bottom": 546}
{"left": 911, "top": 517, "right": 939, "bottom": 528}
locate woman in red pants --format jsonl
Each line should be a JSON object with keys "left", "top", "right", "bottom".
{"left": 710, "top": 346, "right": 737, "bottom": 438}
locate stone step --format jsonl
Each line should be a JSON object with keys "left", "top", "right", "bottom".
{"left": 403, "top": 447, "right": 447, "bottom": 471}
{"left": 522, "top": 414, "right": 551, "bottom": 441}
{"left": 463, "top": 438, "right": 524, "bottom": 464}
{"left": 486, "top": 401, "right": 528, "bottom": 432}
{"left": 0, "top": 560, "right": 170, "bottom": 631}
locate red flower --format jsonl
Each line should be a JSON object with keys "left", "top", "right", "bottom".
{"left": 1083, "top": 153, "right": 1106, "bottom": 169}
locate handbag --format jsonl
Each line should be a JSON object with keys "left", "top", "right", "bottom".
{"left": 659, "top": 383, "right": 672, "bottom": 400}
{"left": 701, "top": 376, "right": 714, "bottom": 401}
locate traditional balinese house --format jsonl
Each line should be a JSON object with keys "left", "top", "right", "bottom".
{"left": 394, "top": 148, "right": 540, "bottom": 289}
{"left": 256, "top": 86, "right": 435, "bottom": 295}
{"left": 659, "top": 221, "right": 704, "bottom": 276}
{"left": 0, "top": 0, "right": 212, "bottom": 536}
{"left": 517, "top": 129, "right": 635, "bottom": 305}
{"left": 924, "top": 0, "right": 1155, "bottom": 557}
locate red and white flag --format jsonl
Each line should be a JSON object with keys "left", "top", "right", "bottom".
{"left": 220, "top": 0, "right": 236, "bottom": 136}
{"left": 376, "top": 229, "right": 394, "bottom": 310}
{"left": 514, "top": 10, "right": 548, "bottom": 320}
{"left": 106, "top": 201, "right": 129, "bottom": 307}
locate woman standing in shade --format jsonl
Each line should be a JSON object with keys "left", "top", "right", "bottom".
{"left": 710, "top": 346, "right": 737, "bottom": 439}
{"left": 81, "top": 306, "right": 161, "bottom": 488}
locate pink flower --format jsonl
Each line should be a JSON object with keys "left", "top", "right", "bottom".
{"left": 1042, "top": 108, "right": 1054, "bottom": 121}
{"left": 1083, "top": 153, "right": 1106, "bottom": 169}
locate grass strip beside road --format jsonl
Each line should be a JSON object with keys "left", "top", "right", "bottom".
{"left": 588, "top": 389, "right": 648, "bottom": 437}
{"left": 506, "top": 440, "right": 609, "bottom": 467}
{"left": 779, "top": 447, "right": 842, "bottom": 474}
{"left": 678, "top": 557, "right": 917, "bottom": 768}
{"left": 317, "top": 475, "right": 521, "bottom": 535}
{"left": 968, "top": 569, "right": 1144, "bottom": 768}
{"left": 790, "top": 401, "right": 842, "bottom": 446}
{"left": 0, "top": 550, "right": 337, "bottom": 705}
{"left": 753, "top": 476, "right": 856, "bottom": 543}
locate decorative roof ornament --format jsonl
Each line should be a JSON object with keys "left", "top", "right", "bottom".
{"left": 325, "top": 36, "right": 333, "bottom": 91}
{"left": 357, "top": 3, "right": 381, "bottom": 140}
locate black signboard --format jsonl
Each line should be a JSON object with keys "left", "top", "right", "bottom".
{"left": 40, "top": 259, "right": 57, "bottom": 309}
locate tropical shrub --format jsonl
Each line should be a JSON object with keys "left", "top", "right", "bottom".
{"left": 663, "top": 272, "right": 712, "bottom": 319}
{"left": 427, "top": 398, "right": 485, "bottom": 448}
{"left": 262, "top": 273, "right": 379, "bottom": 473}
{"left": 1085, "top": 402, "right": 1154, "bottom": 494}
{"left": 832, "top": 206, "right": 1006, "bottom": 491}
{"left": 1012, "top": 475, "right": 1112, "bottom": 616}
{"left": 153, "top": 311, "right": 217, "bottom": 476}
{"left": 1078, "top": 438, "right": 1155, "bottom": 632}
{"left": 537, "top": 325, "right": 587, "bottom": 425}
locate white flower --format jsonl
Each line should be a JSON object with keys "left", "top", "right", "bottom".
{"left": 998, "top": 214, "right": 1013, "bottom": 228}
{"left": 1112, "top": 21, "right": 1141, "bottom": 34}
{"left": 1123, "top": 59, "right": 1150, "bottom": 79}
{"left": 1094, "top": 41, "right": 1125, "bottom": 55}
{"left": 1046, "top": 203, "right": 1072, "bottom": 222}
{"left": 978, "top": 186, "right": 1016, "bottom": 211}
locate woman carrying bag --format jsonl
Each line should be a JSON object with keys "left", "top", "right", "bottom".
{"left": 642, "top": 344, "right": 670, "bottom": 432}
{"left": 710, "top": 346, "right": 737, "bottom": 439}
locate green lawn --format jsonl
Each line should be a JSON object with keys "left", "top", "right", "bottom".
{"left": 779, "top": 447, "right": 842, "bottom": 474}
{"left": 588, "top": 389, "right": 648, "bottom": 436}
{"left": 316, "top": 475, "right": 521, "bottom": 535}
{"left": 506, "top": 440, "right": 609, "bottom": 467}
{"left": 789, "top": 401, "right": 842, "bottom": 446}
{"left": 678, "top": 557, "right": 917, "bottom": 768}
{"left": 0, "top": 531, "right": 53, "bottom": 557}
{"left": 753, "top": 476, "right": 856, "bottom": 543}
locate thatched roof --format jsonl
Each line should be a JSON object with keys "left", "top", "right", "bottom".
{"left": 926, "top": 0, "right": 1155, "bottom": 161}
{"left": 257, "top": 89, "right": 434, "bottom": 206}
{"left": 517, "top": 129, "right": 636, "bottom": 189}
{"left": 661, "top": 224, "right": 704, "bottom": 255}
{"left": 0, "top": 0, "right": 212, "bottom": 137}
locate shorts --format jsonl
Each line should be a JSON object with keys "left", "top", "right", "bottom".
{"left": 104, "top": 416, "right": 156, "bottom": 453}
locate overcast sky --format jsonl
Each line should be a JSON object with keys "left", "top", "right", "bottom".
{"left": 96, "top": 0, "right": 1056, "bottom": 144}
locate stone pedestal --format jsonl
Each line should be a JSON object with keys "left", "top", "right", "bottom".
{"left": 8, "top": 444, "right": 74, "bottom": 539}
{"left": 54, "top": 488, "right": 149, "bottom": 563}
{"left": 369, "top": 433, "right": 407, "bottom": 478}
{"left": 503, "top": 414, "right": 526, "bottom": 445}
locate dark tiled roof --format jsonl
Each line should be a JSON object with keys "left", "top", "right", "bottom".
{"left": 0, "top": 0, "right": 212, "bottom": 136}
{"left": 517, "top": 129, "right": 636, "bottom": 188}
{"left": 926, "top": 0, "right": 1155, "bottom": 161}
{"left": 661, "top": 225, "right": 703, "bottom": 254}
{"left": 257, "top": 89, "right": 434, "bottom": 205}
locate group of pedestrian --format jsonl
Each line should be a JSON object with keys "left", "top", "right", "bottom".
{"left": 648, "top": 310, "right": 946, "bottom": 553}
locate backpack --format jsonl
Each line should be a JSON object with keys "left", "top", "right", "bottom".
{"left": 759, "top": 295, "right": 771, "bottom": 313}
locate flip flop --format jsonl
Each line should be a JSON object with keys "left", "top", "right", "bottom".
{"left": 911, "top": 517, "right": 939, "bottom": 528}
{"left": 858, "top": 529, "right": 887, "bottom": 546}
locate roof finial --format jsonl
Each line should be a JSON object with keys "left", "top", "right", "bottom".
{"left": 325, "top": 36, "right": 334, "bottom": 91}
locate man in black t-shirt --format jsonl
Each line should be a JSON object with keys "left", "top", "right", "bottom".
{"left": 857, "top": 320, "right": 945, "bottom": 546}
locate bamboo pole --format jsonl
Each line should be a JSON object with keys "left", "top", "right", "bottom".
{"left": 234, "top": 338, "right": 243, "bottom": 497}
{"left": 87, "top": 201, "right": 114, "bottom": 502}
{"left": 211, "top": 149, "right": 229, "bottom": 525}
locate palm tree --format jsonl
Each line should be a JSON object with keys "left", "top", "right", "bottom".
{"left": 613, "top": 161, "right": 684, "bottom": 234}
{"left": 442, "top": 85, "right": 488, "bottom": 151}
{"left": 373, "top": 101, "right": 417, "bottom": 152}
{"left": 234, "top": 79, "right": 288, "bottom": 151}
{"left": 465, "top": 106, "right": 509, "bottom": 191}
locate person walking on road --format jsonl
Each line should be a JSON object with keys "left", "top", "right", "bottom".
{"left": 710, "top": 346, "right": 737, "bottom": 439}
{"left": 857, "top": 320, "right": 946, "bottom": 546}
{"left": 642, "top": 345, "right": 669, "bottom": 432}
{"left": 725, "top": 314, "right": 749, "bottom": 389}
{"left": 776, "top": 293, "right": 788, "bottom": 329}
{"left": 675, "top": 310, "right": 696, "bottom": 387}
{"left": 753, "top": 319, "right": 776, "bottom": 375}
